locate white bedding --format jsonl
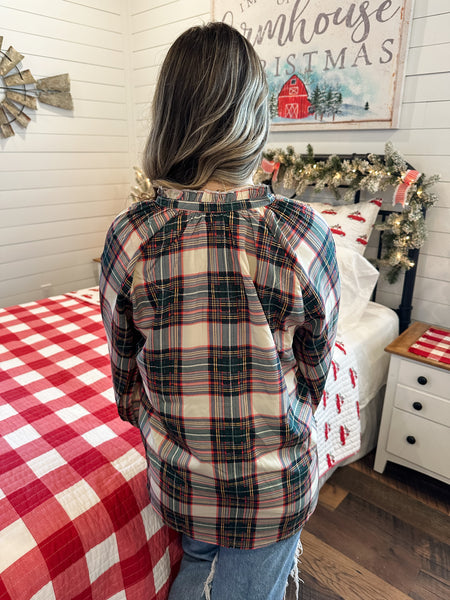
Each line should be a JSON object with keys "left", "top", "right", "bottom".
{"left": 344, "top": 301, "right": 399, "bottom": 408}
{"left": 319, "top": 301, "right": 399, "bottom": 483}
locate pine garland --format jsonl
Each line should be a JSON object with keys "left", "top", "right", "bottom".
{"left": 130, "top": 144, "right": 439, "bottom": 284}
{"left": 254, "top": 142, "right": 439, "bottom": 283}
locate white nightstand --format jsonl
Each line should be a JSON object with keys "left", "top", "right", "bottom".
{"left": 374, "top": 321, "right": 450, "bottom": 484}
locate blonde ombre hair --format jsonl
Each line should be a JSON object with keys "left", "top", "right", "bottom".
{"left": 143, "top": 22, "right": 269, "bottom": 190}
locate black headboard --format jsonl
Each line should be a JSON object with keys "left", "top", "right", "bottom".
{"left": 358, "top": 194, "right": 422, "bottom": 334}
{"left": 268, "top": 153, "right": 423, "bottom": 334}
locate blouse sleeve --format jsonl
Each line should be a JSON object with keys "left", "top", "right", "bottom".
{"left": 99, "top": 223, "right": 145, "bottom": 428}
{"left": 293, "top": 218, "right": 340, "bottom": 408}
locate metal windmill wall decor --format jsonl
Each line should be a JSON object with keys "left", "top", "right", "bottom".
{"left": 0, "top": 36, "right": 73, "bottom": 138}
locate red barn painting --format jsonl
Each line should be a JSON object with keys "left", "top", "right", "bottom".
{"left": 277, "top": 74, "right": 311, "bottom": 119}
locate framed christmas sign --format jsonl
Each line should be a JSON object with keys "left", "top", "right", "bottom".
{"left": 211, "top": 0, "right": 414, "bottom": 130}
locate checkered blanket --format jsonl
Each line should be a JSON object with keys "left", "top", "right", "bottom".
{"left": 0, "top": 294, "right": 182, "bottom": 600}
{"left": 408, "top": 327, "right": 450, "bottom": 366}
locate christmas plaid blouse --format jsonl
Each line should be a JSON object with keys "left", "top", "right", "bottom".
{"left": 100, "top": 185, "right": 340, "bottom": 549}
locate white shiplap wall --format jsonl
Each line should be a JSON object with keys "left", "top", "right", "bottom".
{"left": 129, "top": 0, "right": 211, "bottom": 154}
{"left": 0, "top": 0, "right": 132, "bottom": 307}
{"left": 128, "top": 0, "right": 449, "bottom": 328}
{"left": 1, "top": 1, "right": 448, "bottom": 327}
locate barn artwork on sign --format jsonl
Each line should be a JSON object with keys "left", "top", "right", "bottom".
{"left": 277, "top": 74, "right": 311, "bottom": 119}
{"left": 212, "top": 0, "right": 414, "bottom": 130}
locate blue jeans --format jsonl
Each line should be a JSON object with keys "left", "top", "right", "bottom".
{"left": 168, "top": 530, "right": 302, "bottom": 600}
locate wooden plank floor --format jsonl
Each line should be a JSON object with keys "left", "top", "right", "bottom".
{"left": 293, "top": 452, "right": 450, "bottom": 600}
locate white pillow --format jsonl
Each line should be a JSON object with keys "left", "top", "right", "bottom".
{"left": 336, "top": 245, "right": 380, "bottom": 332}
{"left": 308, "top": 199, "right": 382, "bottom": 254}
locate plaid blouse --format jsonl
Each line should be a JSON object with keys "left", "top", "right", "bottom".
{"left": 100, "top": 185, "right": 339, "bottom": 549}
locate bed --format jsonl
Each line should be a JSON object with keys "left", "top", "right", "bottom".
{"left": 0, "top": 291, "right": 183, "bottom": 600}
{"left": 316, "top": 301, "right": 399, "bottom": 484}
{"left": 305, "top": 196, "right": 402, "bottom": 483}
{"left": 267, "top": 154, "right": 423, "bottom": 483}
{"left": 0, "top": 186, "right": 415, "bottom": 599}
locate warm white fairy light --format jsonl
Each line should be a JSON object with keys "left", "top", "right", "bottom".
{"left": 256, "top": 143, "right": 439, "bottom": 283}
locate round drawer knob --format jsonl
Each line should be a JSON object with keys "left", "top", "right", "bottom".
{"left": 417, "top": 376, "right": 428, "bottom": 386}
{"left": 406, "top": 435, "right": 416, "bottom": 445}
{"left": 412, "top": 402, "right": 423, "bottom": 411}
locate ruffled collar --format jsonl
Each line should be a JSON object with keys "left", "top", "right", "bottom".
{"left": 155, "top": 185, "right": 274, "bottom": 212}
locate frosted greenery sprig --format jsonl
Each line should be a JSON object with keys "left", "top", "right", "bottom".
{"left": 129, "top": 166, "right": 154, "bottom": 202}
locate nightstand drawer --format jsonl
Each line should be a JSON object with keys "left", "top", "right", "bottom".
{"left": 395, "top": 386, "right": 450, "bottom": 427}
{"left": 386, "top": 409, "right": 450, "bottom": 479}
{"left": 397, "top": 360, "right": 447, "bottom": 398}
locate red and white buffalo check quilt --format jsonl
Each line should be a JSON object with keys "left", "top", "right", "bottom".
{"left": 0, "top": 294, "right": 182, "bottom": 600}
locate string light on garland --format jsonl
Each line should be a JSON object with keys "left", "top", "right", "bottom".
{"left": 254, "top": 142, "right": 439, "bottom": 283}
